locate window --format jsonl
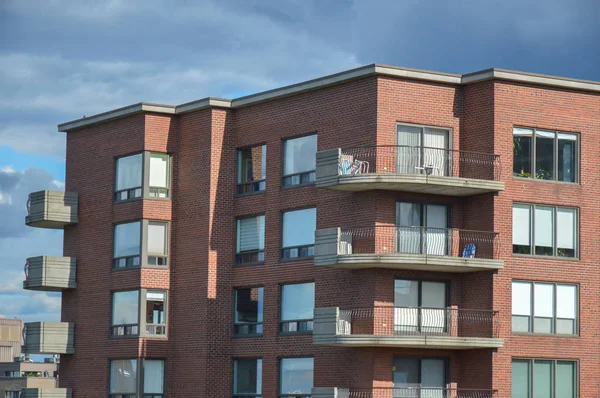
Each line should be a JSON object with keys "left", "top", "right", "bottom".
{"left": 397, "top": 124, "right": 450, "bottom": 176}
{"left": 113, "top": 221, "right": 141, "bottom": 268}
{"left": 234, "top": 287, "right": 264, "bottom": 336}
{"left": 279, "top": 358, "right": 313, "bottom": 397}
{"left": 114, "top": 152, "right": 172, "bottom": 201}
{"left": 6, "top": 392, "right": 20, "bottom": 398}
{"left": 393, "top": 357, "right": 447, "bottom": 392}
{"left": 236, "top": 216, "right": 265, "bottom": 265}
{"left": 280, "top": 282, "right": 314, "bottom": 333}
{"left": 512, "top": 281, "right": 577, "bottom": 335}
{"left": 113, "top": 221, "right": 169, "bottom": 269}
{"left": 397, "top": 202, "right": 449, "bottom": 256}
{"left": 237, "top": 145, "right": 266, "bottom": 195}
{"left": 281, "top": 208, "right": 316, "bottom": 259}
{"left": 112, "top": 290, "right": 140, "bottom": 336}
{"left": 109, "top": 359, "right": 165, "bottom": 398}
{"left": 282, "top": 134, "right": 317, "bottom": 187}
{"left": 111, "top": 290, "right": 168, "bottom": 337}
{"left": 512, "top": 359, "right": 577, "bottom": 398}
{"left": 233, "top": 358, "right": 262, "bottom": 397}
{"left": 512, "top": 204, "right": 578, "bottom": 257}
{"left": 513, "top": 127, "right": 578, "bottom": 183}
{"left": 5, "top": 371, "right": 19, "bottom": 377}
{"left": 394, "top": 280, "right": 447, "bottom": 333}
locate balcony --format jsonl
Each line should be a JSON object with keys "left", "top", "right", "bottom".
{"left": 314, "top": 227, "right": 503, "bottom": 272}
{"left": 22, "top": 322, "right": 75, "bottom": 355}
{"left": 313, "top": 307, "right": 503, "bottom": 349}
{"left": 23, "top": 256, "right": 76, "bottom": 292}
{"left": 21, "top": 389, "right": 73, "bottom": 398}
{"left": 313, "top": 387, "right": 498, "bottom": 398}
{"left": 315, "top": 147, "right": 504, "bottom": 196}
{"left": 25, "top": 191, "right": 78, "bottom": 229}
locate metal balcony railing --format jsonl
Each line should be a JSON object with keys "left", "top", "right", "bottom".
{"left": 337, "top": 307, "right": 499, "bottom": 339}
{"left": 338, "top": 226, "right": 499, "bottom": 260}
{"left": 340, "top": 388, "right": 498, "bottom": 398}
{"left": 338, "top": 146, "right": 501, "bottom": 181}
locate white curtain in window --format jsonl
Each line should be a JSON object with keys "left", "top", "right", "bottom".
{"left": 425, "top": 204, "right": 448, "bottom": 256}
{"left": 423, "top": 128, "right": 449, "bottom": 176}
{"left": 149, "top": 154, "right": 169, "bottom": 188}
{"left": 396, "top": 125, "right": 421, "bottom": 174}
{"left": 534, "top": 284, "right": 554, "bottom": 318}
{"left": 557, "top": 208, "right": 575, "bottom": 250}
{"left": 237, "top": 216, "right": 265, "bottom": 252}
{"left": 116, "top": 154, "right": 143, "bottom": 190}
{"left": 110, "top": 359, "right": 137, "bottom": 393}
{"left": 114, "top": 222, "right": 141, "bottom": 257}
{"left": 143, "top": 360, "right": 164, "bottom": 394}
{"left": 148, "top": 223, "right": 166, "bottom": 254}
{"left": 112, "top": 291, "right": 139, "bottom": 325}
{"left": 283, "top": 135, "right": 317, "bottom": 175}
{"left": 556, "top": 285, "right": 576, "bottom": 320}
{"left": 534, "top": 207, "right": 554, "bottom": 248}
{"left": 282, "top": 208, "right": 316, "bottom": 247}
{"left": 512, "top": 282, "right": 532, "bottom": 316}
{"left": 396, "top": 202, "right": 421, "bottom": 254}
{"left": 421, "top": 282, "right": 446, "bottom": 330}
{"left": 512, "top": 205, "right": 531, "bottom": 246}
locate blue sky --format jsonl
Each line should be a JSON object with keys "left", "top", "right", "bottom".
{"left": 0, "top": 0, "right": 599, "bottom": 323}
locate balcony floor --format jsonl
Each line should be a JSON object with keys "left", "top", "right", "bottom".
{"left": 314, "top": 334, "right": 503, "bottom": 349}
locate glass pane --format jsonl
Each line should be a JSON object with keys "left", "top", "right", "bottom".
{"left": 534, "top": 284, "right": 554, "bottom": 318}
{"left": 394, "top": 280, "right": 419, "bottom": 307}
{"left": 282, "top": 208, "right": 316, "bottom": 247}
{"left": 556, "top": 285, "right": 576, "bottom": 319}
{"left": 149, "top": 153, "right": 169, "bottom": 188}
{"left": 110, "top": 359, "right": 137, "bottom": 393}
{"left": 533, "top": 360, "right": 553, "bottom": 398}
{"left": 556, "top": 319, "right": 575, "bottom": 335}
{"left": 146, "top": 291, "right": 165, "bottom": 325}
{"left": 148, "top": 223, "right": 166, "bottom": 255}
{"left": 114, "top": 222, "right": 141, "bottom": 257}
{"left": 237, "top": 216, "right": 265, "bottom": 252}
{"left": 396, "top": 125, "right": 422, "bottom": 174}
{"left": 535, "top": 130, "right": 555, "bottom": 180}
{"left": 393, "top": 357, "right": 419, "bottom": 386}
{"left": 421, "top": 282, "right": 446, "bottom": 308}
{"left": 556, "top": 361, "right": 575, "bottom": 398}
{"left": 514, "top": 128, "right": 533, "bottom": 177}
{"left": 234, "top": 358, "right": 261, "bottom": 394}
{"left": 281, "top": 283, "right": 315, "bottom": 321}
{"left": 238, "top": 146, "right": 266, "bottom": 184}
{"left": 423, "top": 128, "right": 450, "bottom": 176}
{"left": 143, "top": 360, "right": 164, "bottom": 394}
{"left": 112, "top": 291, "right": 139, "bottom": 326}
{"left": 534, "top": 317, "right": 552, "bottom": 333}
{"left": 558, "top": 134, "right": 577, "bottom": 183}
{"left": 557, "top": 208, "right": 576, "bottom": 256}
{"left": 421, "top": 359, "right": 446, "bottom": 388}
{"left": 512, "top": 360, "right": 531, "bottom": 398}
{"left": 512, "top": 282, "right": 532, "bottom": 316}
{"left": 513, "top": 205, "right": 532, "bottom": 253}
{"left": 283, "top": 135, "right": 317, "bottom": 175}
{"left": 280, "top": 358, "right": 313, "bottom": 394}
{"left": 235, "top": 287, "right": 263, "bottom": 324}
{"left": 534, "top": 207, "right": 554, "bottom": 255}
{"left": 512, "top": 315, "right": 531, "bottom": 332}
{"left": 116, "top": 154, "right": 143, "bottom": 190}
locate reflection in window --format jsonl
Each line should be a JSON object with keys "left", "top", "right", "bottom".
{"left": 512, "top": 359, "right": 577, "bottom": 398}
{"left": 234, "top": 358, "right": 262, "bottom": 397}
{"left": 282, "top": 135, "right": 317, "bottom": 187}
{"left": 280, "top": 282, "right": 314, "bottom": 333}
{"left": 281, "top": 208, "right": 316, "bottom": 259}
{"left": 115, "top": 154, "right": 143, "bottom": 201}
{"left": 237, "top": 145, "right": 266, "bottom": 195}
{"left": 109, "top": 359, "right": 138, "bottom": 395}
{"left": 113, "top": 222, "right": 141, "bottom": 268}
{"left": 279, "top": 358, "right": 313, "bottom": 396}
{"left": 234, "top": 287, "right": 264, "bottom": 336}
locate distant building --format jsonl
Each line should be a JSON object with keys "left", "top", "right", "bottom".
{"left": 0, "top": 358, "right": 59, "bottom": 397}
{"left": 0, "top": 317, "right": 23, "bottom": 363}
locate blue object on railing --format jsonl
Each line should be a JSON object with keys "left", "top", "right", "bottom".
{"left": 462, "top": 243, "right": 476, "bottom": 258}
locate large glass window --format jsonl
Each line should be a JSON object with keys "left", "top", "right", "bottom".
{"left": 234, "top": 287, "right": 264, "bottom": 336}
{"left": 112, "top": 290, "right": 168, "bottom": 337}
{"left": 237, "top": 145, "right": 266, "bottom": 195}
{"left": 115, "top": 152, "right": 171, "bottom": 201}
{"left": 394, "top": 280, "right": 447, "bottom": 334}
{"left": 234, "top": 358, "right": 262, "bottom": 397}
{"left": 282, "top": 134, "right": 317, "bottom": 187}
{"left": 113, "top": 221, "right": 169, "bottom": 269}
{"left": 512, "top": 204, "right": 578, "bottom": 257}
{"left": 147, "top": 222, "right": 168, "bottom": 266}
{"left": 512, "top": 359, "right": 577, "bottom": 398}
{"left": 511, "top": 281, "right": 577, "bottom": 335}
{"left": 397, "top": 124, "right": 450, "bottom": 176}
{"left": 281, "top": 208, "right": 316, "bottom": 259}
{"left": 113, "top": 221, "right": 142, "bottom": 268}
{"left": 280, "top": 282, "right": 314, "bottom": 333}
{"left": 279, "top": 358, "right": 313, "bottom": 397}
{"left": 236, "top": 216, "right": 265, "bottom": 265}
{"left": 513, "top": 127, "right": 578, "bottom": 183}
{"left": 393, "top": 357, "right": 447, "bottom": 393}
{"left": 109, "top": 359, "right": 165, "bottom": 398}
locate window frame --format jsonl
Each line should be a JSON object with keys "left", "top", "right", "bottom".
{"left": 278, "top": 357, "right": 314, "bottom": 398}
{"left": 114, "top": 151, "right": 172, "bottom": 203}
{"left": 281, "top": 133, "right": 318, "bottom": 189}
{"left": 392, "top": 356, "right": 449, "bottom": 388}
{"left": 236, "top": 144, "right": 267, "bottom": 196}
{"left": 112, "top": 220, "right": 170, "bottom": 270}
{"left": 511, "top": 281, "right": 579, "bottom": 336}
{"left": 511, "top": 358, "right": 578, "bottom": 398}
{"left": 110, "top": 289, "right": 169, "bottom": 339}
{"left": 235, "top": 215, "right": 266, "bottom": 266}
{"left": 512, "top": 203, "right": 579, "bottom": 259}
{"left": 279, "top": 281, "right": 315, "bottom": 335}
{"left": 513, "top": 126, "right": 579, "bottom": 184}
{"left": 280, "top": 207, "right": 316, "bottom": 261}
{"left": 108, "top": 358, "right": 166, "bottom": 398}
{"left": 233, "top": 286, "right": 264, "bottom": 337}
{"left": 233, "top": 357, "right": 263, "bottom": 398}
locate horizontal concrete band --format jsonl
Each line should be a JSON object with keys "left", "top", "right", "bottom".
{"left": 313, "top": 334, "right": 504, "bottom": 349}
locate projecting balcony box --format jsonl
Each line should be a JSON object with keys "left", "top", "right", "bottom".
{"left": 316, "top": 147, "right": 504, "bottom": 196}
{"left": 313, "top": 307, "right": 503, "bottom": 350}
{"left": 23, "top": 256, "right": 76, "bottom": 292}
{"left": 312, "top": 387, "right": 498, "bottom": 398}
{"left": 21, "top": 389, "right": 73, "bottom": 398}
{"left": 22, "top": 322, "right": 74, "bottom": 355}
{"left": 314, "top": 227, "right": 503, "bottom": 272}
{"left": 25, "top": 191, "right": 79, "bottom": 229}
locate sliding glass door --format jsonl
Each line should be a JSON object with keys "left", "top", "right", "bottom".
{"left": 393, "top": 357, "right": 447, "bottom": 398}
{"left": 397, "top": 124, "right": 450, "bottom": 176}
{"left": 396, "top": 202, "right": 449, "bottom": 256}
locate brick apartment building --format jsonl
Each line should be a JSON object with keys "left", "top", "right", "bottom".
{"left": 20, "top": 64, "right": 599, "bottom": 397}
